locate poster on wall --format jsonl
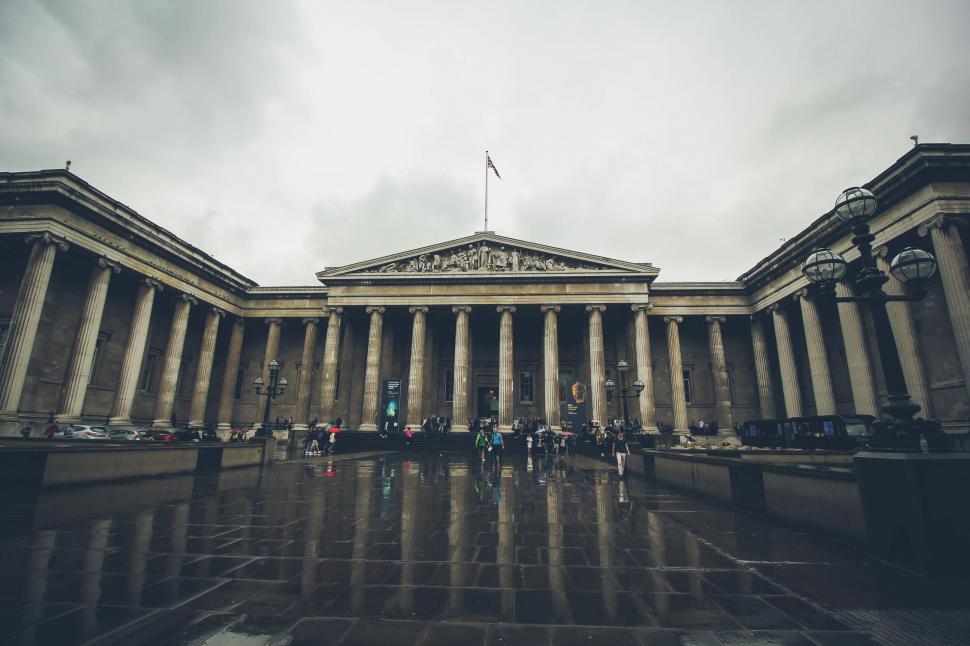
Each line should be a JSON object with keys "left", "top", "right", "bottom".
{"left": 565, "top": 380, "right": 587, "bottom": 433}
{"left": 381, "top": 379, "right": 401, "bottom": 433}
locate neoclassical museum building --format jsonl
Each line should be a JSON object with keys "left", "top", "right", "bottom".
{"left": 1, "top": 144, "right": 969, "bottom": 439}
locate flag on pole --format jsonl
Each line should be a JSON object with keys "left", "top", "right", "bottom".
{"left": 487, "top": 154, "right": 502, "bottom": 180}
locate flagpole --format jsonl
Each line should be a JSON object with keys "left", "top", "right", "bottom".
{"left": 484, "top": 149, "right": 489, "bottom": 232}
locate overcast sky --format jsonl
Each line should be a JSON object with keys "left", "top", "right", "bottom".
{"left": 2, "top": 1, "right": 968, "bottom": 285}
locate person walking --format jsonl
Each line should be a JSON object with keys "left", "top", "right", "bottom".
{"left": 308, "top": 426, "right": 321, "bottom": 456}
{"left": 475, "top": 428, "right": 490, "bottom": 462}
{"left": 526, "top": 433, "right": 533, "bottom": 454}
{"left": 490, "top": 428, "right": 505, "bottom": 466}
{"left": 613, "top": 430, "right": 631, "bottom": 477}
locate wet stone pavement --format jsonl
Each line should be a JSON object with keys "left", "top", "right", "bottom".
{"left": 1, "top": 451, "right": 969, "bottom": 646}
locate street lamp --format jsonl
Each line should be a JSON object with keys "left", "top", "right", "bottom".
{"left": 253, "top": 359, "right": 288, "bottom": 435}
{"left": 605, "top": 359, "right": 645, "bottom": 431}
{"left": 801, "top": 187, "right": 942, "bottom": 450}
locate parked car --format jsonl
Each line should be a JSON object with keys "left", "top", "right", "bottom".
{"left": 53, "top": 425, "right": 109, "bottom": 440}
{"left": 199, "top": 428, "right": 221, "bottom": 442}
{"left": 144, "top": 429, "right": 179, "bottom": 443}
{"left": 107, "top": 429, "right": 147, "bottom": 441}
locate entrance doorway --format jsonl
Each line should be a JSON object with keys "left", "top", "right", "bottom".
{"left": 477, "top": 386, "right": 499, "bottom": 420}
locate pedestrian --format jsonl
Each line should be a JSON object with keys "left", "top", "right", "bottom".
{"left": 20, "top": 426, "right": 31, "bottom": 439}
{"left": 614, "top": 430, "right": 630, "bottom": 477}
{"left": 491, "top": 427, "right": 505, "bottom": 466}
{"left": 526, "top": 433, "right": 533, "bottom": 453}
{"left": 45, "top": 419, "right": 58, "bottom": 439}
{"left": 308, "top": 427, "right": 321, "bottom": 455}
{"left": 303, "top": 427, "right": 315, "bottom": 455}
{"left": 328, "top": 423, "right": 339, "bottom": 454}
{"left": 476, "top": 428, "right": 490, "bottom": 462}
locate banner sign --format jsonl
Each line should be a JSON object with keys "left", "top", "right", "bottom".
{"left": 565, "top": 380, "right": 587, "bottom": 433}
{"left": 381, "top": 379, "right": 401, "bottom": 433}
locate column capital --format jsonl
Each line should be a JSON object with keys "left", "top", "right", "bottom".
{"left": 265, "top": 316, "right": 283, "bottom": 325}
{"left": 324, "top": 306, "right": 343, "bottom": 315}
{"left": 210, "top": 307, "right": 226, "bottom": 318}
{"left": 25, "top": 231, "right": 69, "bottom": 252}
{"left": 873, "top": 245, "right": 891, "bottom": 259}
{"left": 143, "top": 277, "right": 164, "bottom": 292}
{"left": 301, "top": 317, "right": 320, "bottom": 326}
{"left": 917, "top": 213, "right": 962, "bottom": 237}
{"left": 232, "top": 316, "right": 246, "bottom": 328}
{"left": 585, "top": 304, "right": 606, "bottom": 313}
{"left": 663, "top": 315, "right": 683, "bottom": 324}
{"left": 96, "top": 257, "right": 122, "bottom": 274}
{"left": 631, "top": 303, "right": 653, "bottom": 313}
{"left": 366, "top": 306, "right": 386, "bottom": 315}
{"left": 409, "top": 305, "right": 429, "bottom": 314}
{"left": 496, "top": 305, "right": 516, "bottom": 314}
{"left": 179, "top": 293, "right": 198, "bottom": 306}
{"left": 705, "top": 315, "right": 726, "bottom": 323}
{"left": 792, "top": 287, "right": 811, "bottom": 301}
{"left": 452, "top": 305, "right": 472, "bottom": 314}
{"left": 539, "top": 304, "right": 560, "bottom": 313}
{"left": 767, "top": 302, "right": 783, "bottom": 314}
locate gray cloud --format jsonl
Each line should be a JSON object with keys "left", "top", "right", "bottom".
{"left": 1, "top": 0, "right": 968, "bottom": 285}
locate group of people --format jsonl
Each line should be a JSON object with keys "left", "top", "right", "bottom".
{"left": 526, "top": 428, "right": 575, "bottom": 457}
{"left": 474, "top": 420, "right": 506, "bottom": 464}
{"left": 421, "top": 415, "right": 451, "bottom": 435}
{"left": 303, "top": 418, "right": 341, "bottom": 456}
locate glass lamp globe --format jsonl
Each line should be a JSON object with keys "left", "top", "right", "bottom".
{"left": 634, "top": 379, "right": 645, "bottom": 395}
{"left": 279, "top": 377, "right": 288, "bottom": 392}
{"left": 890, "top": 247, "right": 938, "bottom": 283}
{"left": 834, "top": 187, "right": 878, "bottom": 223}
{"left": 803, "top": 248, "right": 848, "bottom": 284}
{"left": 617, "top": 360, "right": 628, "bottom": 374}
{"left": 253, "top": 376, "right": 264, "bottom": 391}
{"left": 605, "top": 379, "right": 616, "bottom": 393}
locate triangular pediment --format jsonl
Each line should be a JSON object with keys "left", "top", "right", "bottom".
{"left": 316, "top": 232, "right": 659, "bottom": 282}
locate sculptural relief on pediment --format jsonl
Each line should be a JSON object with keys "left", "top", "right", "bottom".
{"left": 367, "top": 242, "right": 602, "bottom": 274}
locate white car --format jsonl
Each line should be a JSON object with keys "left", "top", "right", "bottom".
{"left": 108, "top": 429, "right": 146, "bottom": 441}
{"left": 54, "top": 425, "right": 109, "bottom": 440}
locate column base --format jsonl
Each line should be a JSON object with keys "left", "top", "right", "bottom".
{"left": 152, "top": 420, "right": 173, "bottom": 429}
{"left": 291, "top": 423, "right": 309, "bottom": 432}
{"left": 498, "top": 425, "right": 513, "bottom": 434}
{"left": 107, "top": 417, "right": 138, "bottom": 429}
{"left": 358, "top": 423, "right": 378, "bottom": 432}
{"left": 216, "top": 422, "right": 232, "bottom": 431}
{"left": 188, "top": 420, "right": 205, "bottom": 429}
{"left": 54, "top": 414, "right": 82, "bottom": 426}
{"left": 452, "top": 424, "right": 470, "bottom": 433}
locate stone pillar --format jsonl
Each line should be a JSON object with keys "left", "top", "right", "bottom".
{"left": 187, "top": 307, "right": 224, "bottom": 428}
{"left": 795, "top": 289, "right": 836, "bottom": 416}
{"left": 875, "top": 247, "right": 932, "bottom": 415}
{"left": 586, "top": 304, "right": 607, "bottom": 424}
{"left": 109, "top": 278, "right": 163, "bottom": 428}
{"left": 406, "top": 306, "right": 429, "bottom": 427}
{"left": 317, "top": 307, "right": 343, "bottom": 423}
{"left": 631, "top": 304, "right": 658, "bottom": 432}
{"left": 664, "top": 316, "right": 688, "bottom": 433}
{"left": 749, "top": 315, "right": 777, "bottom": 420}
{"left": 152, "top": 294, "right": 196, "bottom": 428}
{"left": 770, "top": 303, "right": 802, "bottom": 417}
{"left": 56, "top": 257, "right": 121, "bottom": 424}
{"left": 705, "top": 316, "right": 737, "bottom": 438}
{"left": 359, "top": 306, "right": 385, "bottom": 432}
{"left": 215, "top": 318, "right": 245, "bottom": 431}
{"left": 0, "top": 233, "right": 69, "bottom": 423}
{"left": 541, "top": 305, "right": 561, "bottom": 426}
{"left": 292, "top": 318, "right": 319, "bottom": 432}
{"left": 256, "top": 318, "right": 283, "bottom": 424}
{"left": 452, "top": 306, "right": 472, "bottom": 432}
{"left": 919, "top": 215, "right": 970, "bottom": 401}
{"left": 497, "top": 305, "right": 516, "bottom": 432}
{"left": 835, "top": 281, "right": 878, "bottom": 416}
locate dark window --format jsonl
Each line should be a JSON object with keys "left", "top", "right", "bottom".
{"left": 88, "top": 333, "right": 110, "bottom": 385}
{"left": 333, "top": 368, "right": 341, "bottom": 401}
{"left": 0, "top": 317, "right": 11, "bottom": 365}
{"left": 683, "top": 369, "right": 693, "bottom": 404}
{"left": 175, "top": 359, "right": 190, "bottom": 398}
{"left": 234, "top": 368, "right": 245, "bottom": 399}
{"left": 519, "top": 370, "right": 534, "bottom": 403}
{"left": 139, "top": 354, "right": 158, "bottom": 393}
{"left": 444, "top": 369, "right": 454, "bottom": 402}
{"left": 558, "top": 370, "right": 572, "bottom": 403}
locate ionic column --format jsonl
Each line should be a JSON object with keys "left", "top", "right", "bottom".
{"left": 919, "top": 215, "right": 970, "bottom": 400}
{"left": 452, "top": 306, "right": 472, "bottom": 432}
{"left": 152, "top": 294, "right": 197, "bottom": 428}
{"left": 632, "top": 304, "right": 658, "bottom": 432}
{"left": 292, "top": 318, "right": 319, "bottom": 432}
{"left": 541, "top": 305, "right": 561, "bottom": 426}
{"left": 795, "top": 289, "right": 836, "bottom": 416}
{"left": 406, "top": 306, "right": 429, "bottom": 426}
{"left": 749, "top": 315, "right": 777, "bottom": 419}
{"left": 705, "top": 316, "right": 736, "bottom": 436}
{"left": 875, "top": 247, "right": 931, "bottom": 415}
{"left": 664, "top": 316, "right": 688, "bottom": 433}
{"left": 497, "top": 305, "right": 516, "bottom": 432}
{"left": 215, "top": 318, "right": 245, "bottom": 431}
{"left": 586, "top": 304, "right": 607, "bottom": 424}
{"left": 317, "top": 307, "right": 343, "bottom": 423}
{"left": 256, "top": 317, "right": 283, "bottom": 423}
{"left": 109, "top": 279, "right": 163, "bottom": 428}
{"left": 835, "top": 281, "right": 878, "bottom": 416}
{"left": 769, "top": 303, "right": 802, "bottom": 417}
{"left": 359, "top": 307, "right": 385, "bottom": 432}
{"left": 0, "top": 233, "right": 69, "bottom": 421}
{"left": 56, "top": 257, "right": 121, "bottom": 424}
{"left": 187, "top": 307, "right": 224, "bottom": 428}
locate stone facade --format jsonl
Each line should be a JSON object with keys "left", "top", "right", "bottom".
{"left": 1, "top": 144, "right": 970, "bottom": 436}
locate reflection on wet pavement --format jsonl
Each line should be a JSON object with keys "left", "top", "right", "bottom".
{"left": 1, "top": 452, "right": 968, "bottom": 645}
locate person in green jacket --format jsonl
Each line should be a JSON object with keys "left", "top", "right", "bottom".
{"left": 475, "top": 428, "right": 490, "bottom": 462}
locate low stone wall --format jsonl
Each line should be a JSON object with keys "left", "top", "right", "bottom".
{"left": 0, "top": 441, "right": 267, "bottom": 487}
{"left": 642, "top": 449, "right": 865, "bottom": 542}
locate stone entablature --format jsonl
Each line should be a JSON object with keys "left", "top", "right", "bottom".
{"left": 368, "top": 242, "right": 601, "bottom": 274}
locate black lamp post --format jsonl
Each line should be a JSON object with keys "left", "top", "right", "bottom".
{"left": 253, "top": 359, "right": 288, "bottom": 435}
{"left": 802, "top": 187, "right": 943, "bottom": 451}
{"left": 605, "top": 359, "right": 645, "bottom": 431}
